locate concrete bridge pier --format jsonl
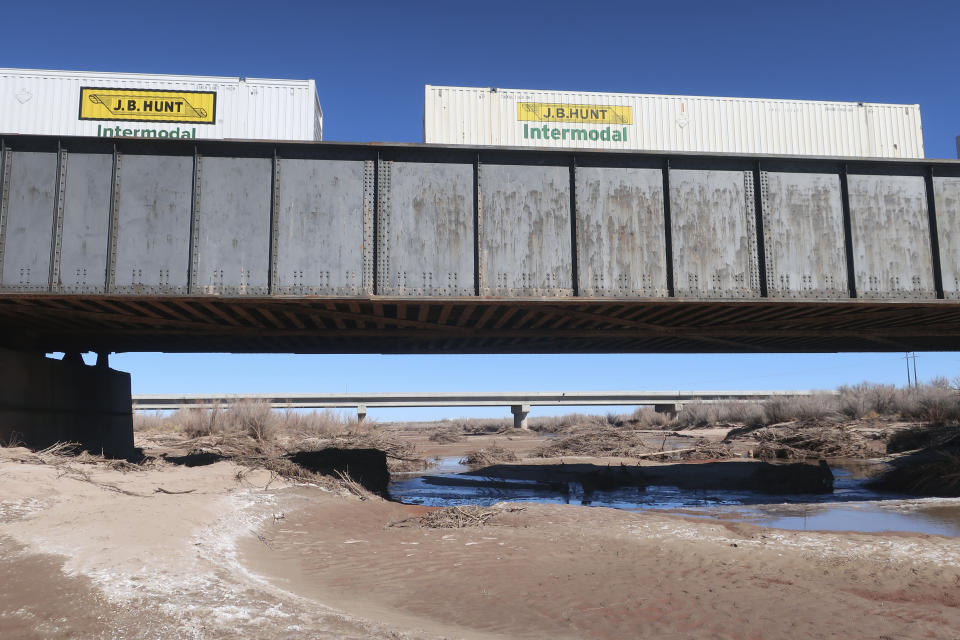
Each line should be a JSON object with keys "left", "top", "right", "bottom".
{"left": 0, "top": 348, "right": 135, "bottom": 458}
{"left": 356, "top": 404, "right": 367, "bottom": 423}
{"left": 654, "top": 402, "right": 684, "bottom": 419}
{"left": 511, "top": 403, "right": 531, "bottom": 430}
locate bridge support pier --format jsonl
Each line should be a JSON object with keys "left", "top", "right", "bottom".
{"left": 356, "top": 404, "right": 367, "bottom": 423}
{"left": 654, "top": 403, "right": 683, "bottom": 419}
{"left": 0, "top": 348, "right": 135, "bottom": 458}
{"left": 511, "top": 404, "right": 530, "bottom": 430}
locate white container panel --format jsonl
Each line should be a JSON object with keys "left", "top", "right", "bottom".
{"left": 1, "top": 69, "right": 322, "bottom": 142}
{"left": 425, "top": 85, "right": 924, "bottom": 158}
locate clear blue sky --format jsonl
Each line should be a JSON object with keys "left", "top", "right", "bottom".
{"left": 6, "top": 0, "right": 959, "bottom": 420}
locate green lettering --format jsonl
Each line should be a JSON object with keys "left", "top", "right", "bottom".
{"left": 530, "top": 126, "right": 542, "bottom": 140}
{"left": 570, "top": 129, "right": 587, "bottom": 141}
{"left": 122, "top": 129, "right": 132, "bottom": 136}
{"left": 140, "top": 129, "right": 157, "bottom": 138}
{"left": 600, "top": 127, "right": 611, "bottom": 141}
{"left": 551, "top": 128, "right": 561, "bottom": 140}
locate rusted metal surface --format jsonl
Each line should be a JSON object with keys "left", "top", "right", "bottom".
{"left": 112, "top": 153, "right": 193, "bottom": 294}
{"left": 380, "top": 160, "right": 474, "bottom": 296}
{"left": 670, "top": 168, "right": 760, "bottom": 298}
{"left": 575, "top": 165, "right": 668, "bottom": 297}
{"left": 479, "top": 162, "right": 573, "bottom": 296}
{"left": 1, "top": 135, "right": 960, "bottom": 354}
{"left": 934, "top": 176, "right": 960, "bottom": 300}
{"left": 761, "top": 169, "right": 848, "bottom": 298}
{"left": 847, "top": 174, "right": 935, "bottom": 299}
{"left": 0, "top": 151, "right": 57, "bottom": 291}
{"left": 192, "top": 156, "right": 271, "bottom": 296}
{"left": 58, "top": 152, "right": 112, "bottom": 293}
{"left": 273, "top": 158, "right": 368, "bottom": 295}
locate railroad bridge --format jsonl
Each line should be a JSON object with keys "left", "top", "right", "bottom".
{"left": 0, "top": 134, "right": 958, "bottom": 453}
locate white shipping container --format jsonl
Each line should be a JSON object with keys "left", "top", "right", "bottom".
{"left": 1, "top": 68, "right": 322, "bottom": 141}
{"left": 425, "top": 85, "right": 924, "bottom": 158}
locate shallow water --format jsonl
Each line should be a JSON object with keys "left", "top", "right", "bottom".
{"left": 390, "top": 457, "right": 960, "bottom": 537}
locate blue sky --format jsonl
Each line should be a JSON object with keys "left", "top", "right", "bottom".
{"left": 6, "top": 0, "right": 959, "bottom": 420}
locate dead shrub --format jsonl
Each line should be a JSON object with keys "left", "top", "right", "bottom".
{"left": 763, "top": 394, "right": 837, "bottom": 424}
{"left": 631, "top": 408, "right": 672, "bottom": 429}
{"left": 675, "top": 402, "right": 717, "bottom": 429}
{"left": 716, "top": 402, "right": 767, "bottom": 427}
{"left": 460, "top": 443, "right": 518, "bottom": 466}
{"left": 897, "top": 385, "right": 960, "bottom": 425}
{"left": 837, "top": 383, "right": 899, "bottom": 418}
{"left": 670, "top": 439, "right": 733, "bottom": 460}
{"left": 227, "top": 401, "right": 275, "bottom": 442}
{"left": 534, "top": 428, "right": 653, "bottom": 458}
{"left": 753, "top": 426, "right": 871, "bottom": 460}
{"left": 389, "top": 504, "right": 524, "bottom": 529}
{"left": 428, "top": 428, "right": 464, "bottom": 444}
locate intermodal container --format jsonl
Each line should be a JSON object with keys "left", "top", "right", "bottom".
{"left": 1, "top": 68, "right": 322, "bottom": 141}
{"left": 424, "top": 85, "right": 924, "bottom": 158}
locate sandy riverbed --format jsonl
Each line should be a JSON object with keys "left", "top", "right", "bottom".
{"left": 2, "top": 442, "right": 960, "bottom": 639}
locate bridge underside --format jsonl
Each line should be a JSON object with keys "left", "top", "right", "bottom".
{"left": 3, "top": 296, "right": 958, "bottom": 354}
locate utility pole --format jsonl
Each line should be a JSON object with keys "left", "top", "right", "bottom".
{"left": 903, "top": 352, "right": 919, "bottom": 389}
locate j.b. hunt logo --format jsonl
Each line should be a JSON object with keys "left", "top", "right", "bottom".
{"left": 517, "top": 101, "right": 632, "bottom": 144}
{"left": 79, "top": 87, "right": 216, "bottom": 124}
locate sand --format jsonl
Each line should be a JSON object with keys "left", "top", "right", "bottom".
{"left": 2, "top": 443, "right": 960, "bottom": 639}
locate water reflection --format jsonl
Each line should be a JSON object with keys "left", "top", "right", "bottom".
{"left": 390, "top": 460, "right": 960, "bottom": 537}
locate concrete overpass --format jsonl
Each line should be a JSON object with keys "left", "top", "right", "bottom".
{"left": 0, "top": 134, "right": 958, "bottom": 453}
{"left": 131, "top": 390, "right": 818, "bottom": 428}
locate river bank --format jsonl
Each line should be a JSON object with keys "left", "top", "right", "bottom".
{"left": 2, "top": 438, "right": 960, "bottom": 639}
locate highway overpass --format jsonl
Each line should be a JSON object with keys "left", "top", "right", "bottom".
{"left": 131, "top": 390, "right": 818, "bottom": 428}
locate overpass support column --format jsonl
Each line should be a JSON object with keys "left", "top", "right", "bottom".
{"left": 654, "top": 403, "right": 683, "bottom": 419}
{"left": 511, "top": 404, "right": 531, "bottom": 430}
{"left": 0, "top": 348, "right": 135, "bottom": 458}
{"left": 356, "top": 404, "right": 367, "bottom": 424}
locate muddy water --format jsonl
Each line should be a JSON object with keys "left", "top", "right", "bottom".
{"left": 390, "top": 458, "right": 960, "bottom": 537}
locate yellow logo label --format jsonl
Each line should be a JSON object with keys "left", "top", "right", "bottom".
{"left": 79, "top": 88, "right": 216, "bottom": 124}
{"left": 517, "top": 102, "right": 632, "bottom": 125}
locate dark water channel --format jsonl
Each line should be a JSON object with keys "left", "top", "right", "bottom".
{"left": 390, "top": 457, "right": 960, "bottom": 537}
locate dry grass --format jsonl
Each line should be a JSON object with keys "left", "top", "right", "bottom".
{"left": 460, "top": 443, "right": 518, "bottom": 466}
{"left": 630, "top": 408, "right": 673, "bottom": 429}
{"left": 534, "top": 428, "right": 653, "bottom": 458}
{"left": 134, "top": 403, "right": 362, "bottom": 440}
